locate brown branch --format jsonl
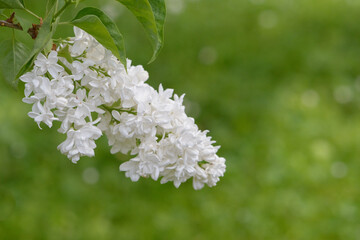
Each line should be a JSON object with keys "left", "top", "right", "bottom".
{"left": 0, "top": 12, "right": 23, "bottom": 31}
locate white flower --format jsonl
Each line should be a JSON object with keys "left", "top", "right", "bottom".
{"left": 71, "top": 59, "right": 95, "bottom": 81}
{"left": 51, "top": 75, "right": 74, "bottom": 97}
{"left": 27, "top": 101, "right": 57, "bottom": 128}
{"left": 21, "top": 76, "right": 52, "bottom": 102}
{"left": 127, "top": 65, "right": 149, "bottom": 84}
{"left": 111, "top": 111, "right": 155, "bottom": 138}
{"left": 34, "top": 51, "right": 64, "bottom": 78}
{"left": 87, "top": 43, "right": 106, "bottom": 62}
{"left": 20, "top": 71, "right": 37, "bottom": 97}
{"left": 135, "top": 153, "right": 162, "bottom": 180}
{"left": 71, "top": 27, "right": 92, "bottom": 56}
{"left": 20, "top": 27, "right": 226, "bottom": 190}
{"left": 57, "top": 123, "right": 102, "bottom": 163}
{"left": 133, "top": 84, "right": 154, "bottom": 113}
{"left": 119, "top": 158, "right": 141, "bottom": 181}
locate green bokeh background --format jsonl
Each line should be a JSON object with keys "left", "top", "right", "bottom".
{"left": 1, "top": 0, "right": 360, "bottom": 239}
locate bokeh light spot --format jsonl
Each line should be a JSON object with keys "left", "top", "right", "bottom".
{"left": 334, "top": 85, "right": 353, "bottom": 104}
{"left": 258, "top": 10, "right": 278, "bottom": 29}
{"left": 301, "top": 89, "right": 319, "bottom": 108}
{"left": 331, "top": 161, "right": 348, "bottom": 179}
{"left": 198, "top": 46, "right": 218, "bottom": 65}
{"left": 310, "top": 139, "right": 331, "bottom": 161}
{"left": 82, "top": 167, "right": 100, "bottom": 185}
{"left": 167, "top": 0, "right": 185, "bottom": 15}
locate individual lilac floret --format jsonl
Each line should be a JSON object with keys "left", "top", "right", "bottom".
{"left": 34, "top": 51, "right": 64, "bottom": 78}
{"left": 19, "top": 27, "right": 226, "bottom": 190}
{"left": 58, "top": 123, "right": 102, "bottom": 163}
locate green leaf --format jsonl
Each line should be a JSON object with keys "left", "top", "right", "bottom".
{"left": 70, "top": 7, "right": 126, "bottom": 67}
{"left": 147, "top": 0, "right": 166, "bottom": 61}
{"left": 46, "top": 0, "right": 57, "bottom": 15}
{"left": 115, "top": 0, "right": 166, "bottom": 62}
{"left": 16, "top": 4, "right": 56, "bottom": 81}
{"left": 75, "top": 0, "right": 81, "bottom": 7}
{"left": 58, "top": 44, "right": 73, "bottom": 63}
{"left": 0, "top": 38, "right": 30, "bottom": 87}
{"left": 0, "top": 0, "right": 24, "bottom": 9}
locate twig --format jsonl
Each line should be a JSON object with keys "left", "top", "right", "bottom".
{"left": 0, "top": 12, "right": 23, "bottom": 31}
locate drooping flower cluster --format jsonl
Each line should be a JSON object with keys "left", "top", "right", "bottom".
{"left": 20, "top": 27, "right": 226, "bottom": 189}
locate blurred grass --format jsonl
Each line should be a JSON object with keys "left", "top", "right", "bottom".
{"left": 2, "top": 0, "right": 360, "bottom": 239}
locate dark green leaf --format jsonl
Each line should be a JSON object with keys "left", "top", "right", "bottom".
{"left": 115, "top": 0, "right": 166, "bottom": 62}
{"left": 32, "top": 14, "right": 54, "bottom": 55}
{"left": 0, "top": 38, "right": 30, "bottom": 87}
{"left": 147, "top": 0, "right": 166, "bottom": 62}
{"left": 0, "top": 0, "right": 24, "bottom": 9}
{"left": 70, "top": 7, "right": 126, "bottom": 66}
{"left": 16, "top": 4, "right": 56, "bottom": 80}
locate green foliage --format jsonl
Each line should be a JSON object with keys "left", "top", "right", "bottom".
{"left": 16, "top": 3, "right": 56, "bottom": 83}
{"left": 148, "top": 1, "right": 165, "bottom": 38}
{"left": 115, "top": 0, "right": 166, "bottom": 62}
{"left": 0, "top": 38, "right": 29, "bottom": 87}
{"left": 70, "top": 7, "right": 127, "bottom": 67}
{"left": 0, "top": 0, "right": 24, "bottom": 9}
{"left": 0, "top": 0, "right": 166, "bottom": 86}
{"left": 45, "top": 0, "right": 58, "bottom": 14}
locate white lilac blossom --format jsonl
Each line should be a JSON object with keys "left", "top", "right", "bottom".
{"left": 19, "top": 27, "right": 226, "bottom": 190}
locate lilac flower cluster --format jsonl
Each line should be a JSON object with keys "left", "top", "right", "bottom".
{"left": 20, "top": 27, "right": 226, "bottom": 189}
